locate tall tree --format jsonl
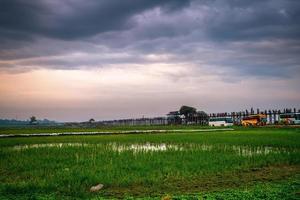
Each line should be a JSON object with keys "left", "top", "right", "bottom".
{"left": 179, "top": 105, "right": 197, "bottom": 123}
{"left": 29, "top": 116, "right": 37, "bottom": 125}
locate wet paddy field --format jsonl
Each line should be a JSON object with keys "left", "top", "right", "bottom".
{"left": 0, "top": 127, "right": 299, "bottom": 199}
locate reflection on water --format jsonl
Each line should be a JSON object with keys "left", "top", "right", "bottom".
{"left": 110, "top": 143, "right": 182, "bottom": 152}
{"left": 11, "top": 142, "right": 293, "bottom": 156}
{"left": 231, "top": 145, "right": 282, "bottom": 156}
{"left": 12, "top": 143, "right": 86, "bottom": 150}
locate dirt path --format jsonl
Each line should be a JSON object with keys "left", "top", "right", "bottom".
{"left": 0, "top": 128, "right": 234, "bottom": 138}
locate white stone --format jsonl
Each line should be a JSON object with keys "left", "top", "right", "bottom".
{"left": 90, "top": 184, "right": 104, "bottom": 192}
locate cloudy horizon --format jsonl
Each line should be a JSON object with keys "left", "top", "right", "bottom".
{"left": 1, "top": 0, "right": 300, "bottom": 122}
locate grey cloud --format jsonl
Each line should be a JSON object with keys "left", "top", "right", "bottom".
{"left": 1, "top": 0, "right": 299, "bottom": 43}
{"left": 0, "top": 0, "right": 300, "bottom": 81}
{"left": 0, "top": 0, "right": 191, "bottom": 40}
{"left": 203, "top": 0, "right": 300, "bottom": 41}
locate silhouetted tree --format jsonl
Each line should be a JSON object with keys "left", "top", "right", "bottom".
{"left": 179, "top": 105, "right": 197, "bottom": 123}
{"left": 29, "top": 116, "right": 37, "bottom": 125}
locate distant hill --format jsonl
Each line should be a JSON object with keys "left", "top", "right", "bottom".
{"left": 0, "top": 119, "right": 61, "bottom": 127}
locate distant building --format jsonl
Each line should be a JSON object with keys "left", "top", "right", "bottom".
{"left": 167, "top": 111, "right": 182, "bottom": 124}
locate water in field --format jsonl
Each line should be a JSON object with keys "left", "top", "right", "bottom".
{"left": 12, "top": 143, "right": 86, "bottom": 150}
{"left": 111, "top": 143, "right": 182, "bottom": 152}
{"left": 11, "top": 142, "right": 292, "bottom": 156}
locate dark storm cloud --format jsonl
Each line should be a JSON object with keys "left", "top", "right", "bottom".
{"left": 204, "top": 0, "right": 300, "bottom": 41}
{"left": 2, "top": 0, "right": 298, "bottom": 43}
{"left": 0, "top": 0, "right": 191, "bottom": 40}
{"left": 0, "top": 0, "right": 299, "bottom": 80}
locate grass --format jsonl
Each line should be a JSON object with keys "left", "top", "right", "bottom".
{"left": 2, "top": 177, "right": 300, "bottom": 200}
{"left": 2, "top": 177, "right": 299, "bottom": 200}
{"left": 0, "top": 127, "right": 299, "bottom": 199}
{"left": 0, "top": 124, "right": 229, "bottom": 135}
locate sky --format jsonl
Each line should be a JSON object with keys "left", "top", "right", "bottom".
{"left": 0, "top": 0, "right": 300, "bottom": 122}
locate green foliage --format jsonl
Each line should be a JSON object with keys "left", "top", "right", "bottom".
{"left": 0, "top": 127, "right": 299, "bottom": 199}
{"left": 179, "top": 106, "right": 197, "bottom": 118}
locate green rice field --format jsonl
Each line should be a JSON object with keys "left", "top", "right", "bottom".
{"left": 0, "top": 127, "right": 299, "bottom": 199}
{"left": 0, "top": 125, "right": 224, "bottom": 135}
